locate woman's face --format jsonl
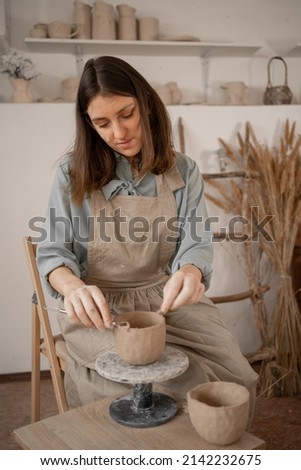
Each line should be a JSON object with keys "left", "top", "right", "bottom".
{"left": 87, "top": 93, "right": 142, "bottom": 159}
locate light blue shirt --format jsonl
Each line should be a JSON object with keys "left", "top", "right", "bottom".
{"left": 36, "top": 152, "right": 213, "bottom": 298}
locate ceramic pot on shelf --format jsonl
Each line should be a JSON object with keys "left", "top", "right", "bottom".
{"left": 61, "top": 76, "right": 80, "bottom": 102}
{"left": 166, "top": 81, "right": 182, "bottom": 104}
{"left": 48, "top": 21, "right": 79, "bottom": 39}
{"left": 221, "top": 81, "right": 248, "bottom": 105}
{"left": 73, "top": 1, "right": 92, "bottom": 39}
{"left": 117, "top": 4, "right": 137, "bottom": 40}
{"left": 9, "top": 78, "right": 33, "bottom": 103}
{"left": 92, "top": 1, "right": 116, "bottom": 40}
{"left": 30, "top": 23, "right": 48, "bottom": 38}
{"left": 155, "top": 84, "right": 173, "bottom": 105}
{"left": 138, "top": 16, "right": 159, "bottom": 41}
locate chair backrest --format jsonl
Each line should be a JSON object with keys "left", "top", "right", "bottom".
{"left": 23, "top": 236, "right": 68, "bottom": 419}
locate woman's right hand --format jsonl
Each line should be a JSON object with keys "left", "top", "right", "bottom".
{"left": 48, "top": 266, "right": 112, "bottom": 331}
{"left": 64, "top": 284, "right": 112, "bottom": 332}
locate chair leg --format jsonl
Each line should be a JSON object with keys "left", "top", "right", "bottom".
{"left": 31, "top": 301, "right": 41, "bottom": 422}
{"left": 49, "top": 364, "right": 69, "bottom": 414}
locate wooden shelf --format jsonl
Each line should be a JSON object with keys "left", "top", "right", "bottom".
{"left": 24, "top": 38, "right": 261, "bottom": 58}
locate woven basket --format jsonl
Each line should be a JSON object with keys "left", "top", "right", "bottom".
{"left": 263, "top": 56, "right": 293, "bottom": 105}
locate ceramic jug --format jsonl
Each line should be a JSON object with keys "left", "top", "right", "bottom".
{"left": 9, "top": 78, "right": 33, "bottom": 103}
{"left": 92, "top": 1, "right": 116, "bottom": 40}
{"left": 117, "top": 4, "right": 137, "bottom": 40}
{"left": 73, "top": 2, "right": 92, "bottom": 39}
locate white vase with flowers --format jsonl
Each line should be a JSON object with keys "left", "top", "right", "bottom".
{"left": 0, "top": 51, "right": 40, "bottom": 102}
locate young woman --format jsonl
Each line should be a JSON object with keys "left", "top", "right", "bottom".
{"left": 37, "top": 56, "right": 258, "bottom": 417}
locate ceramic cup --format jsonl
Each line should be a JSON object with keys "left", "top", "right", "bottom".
{"left": 187, "top": 381, "right": 250, "bottom": 445}
{"left": 34, "top": 23, "right": 48, "bottom": 32}
{"left": 113, "top": 311, "right": 166, "bottom": 365}
{"left": 138, "top": 17, "right": 159, "bottom": 40}
{"left": 30, "top": 28, "right": 47, "bottom": 38}
{"left": 48, "top": 21, "right": 79, "bottom": 39}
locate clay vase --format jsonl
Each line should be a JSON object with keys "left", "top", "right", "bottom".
{"left": 187, "top": 382, "right": 250, "bottom": 445}
{"left": 221, "top": 81, "right": 247, "bottom": 105}
{"left": 166, "top": 81, "right": 182, "bottom": 104}
{"left": 117, "top": 4, "right": 137, "bottom": 40}
{"left": 138, "top": 17, "right": 159, "bottom": 41}
{"left": 61, "top": 76, "right": 80, "bottom": 102}
{"left": 73, "top": 2, "right": 92, "bottom": 39}
{"left": 113, "top": 311, "right": 166, "bottom": 365}
{"left": 92, "top": 1, "right": 116, "bottom": 39}
{"left": 9, "top": 78, "right": 33, "bottom": 103}
{"left": 155, "top": 84, "right": 173, "bottom": 105}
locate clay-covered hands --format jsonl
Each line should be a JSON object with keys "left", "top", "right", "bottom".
{"left": 64, "top": 284, "right": 112, "bottom": 332}
{"left": 160, "top": 264, "right": 205, "bottom": 314}
{"left": 48, "top": 266, "right": 112, "bottom": 332}
{"left": 49, "top": 264, "right": 204, "bottom": 329}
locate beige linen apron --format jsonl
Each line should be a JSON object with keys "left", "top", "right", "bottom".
{"left": 58, "top": 164, "right": 258, "bottom": 419}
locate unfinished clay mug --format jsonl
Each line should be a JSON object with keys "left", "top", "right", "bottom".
{"left": 187, "top": 381, "right": 250, "bottom": 445}
{"left": 113, "top": 311, "right": 166, "bottom": 365}
{"left": 48, "top": 21, "right": 79, "bottom": 39}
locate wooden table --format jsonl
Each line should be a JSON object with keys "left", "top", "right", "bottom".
{"left": 13, "top": 391, "right": 265, "bottom": 450}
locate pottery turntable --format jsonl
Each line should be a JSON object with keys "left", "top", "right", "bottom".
{"left": 95, "top": 346, "right": 189, "bottom": 428}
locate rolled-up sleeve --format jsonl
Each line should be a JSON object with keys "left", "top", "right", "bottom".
{"left": 36, "top": 158, "right": 89, "bottom": 298}
{"left": 171, "top": 154, "right": 213, "bottom": 290}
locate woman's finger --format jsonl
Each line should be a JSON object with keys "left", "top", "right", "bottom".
{"left": 64, "top": 297, "right": 81, "bottom": 324}
{"left": 161, "top": 271, "right": 184, "bottom": 313}
{"left": 65, "top": 285, "right": 110, "bottom": 331}
{"left": 170, "top": 277, "right": 204, "bottom": 310}
{"left": 162, "top": 269, "right": 206, "bottom": 312}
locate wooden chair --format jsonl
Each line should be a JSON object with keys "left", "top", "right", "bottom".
{"left": 23, "top": 236, "right": 69, "bottom": 423}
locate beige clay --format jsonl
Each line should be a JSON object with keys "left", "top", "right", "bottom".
{"left": 113, "top": 311, "right": 166, "bottom": 365}
{"left": 187, "top": 381, "right": 250, "bottom": 445}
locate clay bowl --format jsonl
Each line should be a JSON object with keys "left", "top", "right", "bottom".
{"left": 187, "top": 381, "right": 250, "bottom": 446}
{"left": 113, "top": 310, "right": 166, "bottom": 365}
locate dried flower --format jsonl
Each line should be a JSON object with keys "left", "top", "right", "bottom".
{"left": 0, "top": 51, "right": 40, "bottom": 80}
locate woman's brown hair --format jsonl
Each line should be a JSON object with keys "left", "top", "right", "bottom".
{"left": 69, "top": 55, "right": 175, "bottom": 205}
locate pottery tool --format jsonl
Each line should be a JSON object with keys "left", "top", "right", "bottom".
{"left": 45, "top": 306, "right": 130, "bottom": 329}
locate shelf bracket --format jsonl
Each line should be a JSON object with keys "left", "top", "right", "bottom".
{"left": 75, "top": 44, "right": 84, "bottom": 76}
{"left": 201, "top": 51, "right": 211, "bottom": 104}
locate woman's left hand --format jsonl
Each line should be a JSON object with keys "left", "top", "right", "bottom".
{"left": 160, "top": 264, "right": 205, "bottom": 314}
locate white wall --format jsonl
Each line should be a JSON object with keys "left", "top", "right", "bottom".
{"left": 1, "top": 103, "right": 301, "bottom": 373}
{"left": 0, "top": 0, "right": 301, "bottom": 103}
{"left": 1, "top": 0, "right": 301, "bottom": 373}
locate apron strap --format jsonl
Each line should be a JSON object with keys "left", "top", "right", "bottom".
{"left": 156, "top": 163, "right": 186, "bottom": 196}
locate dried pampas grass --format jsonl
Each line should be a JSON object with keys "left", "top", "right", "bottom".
{"left": 206, "top": 119, "right": 301, "bottom": 396}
